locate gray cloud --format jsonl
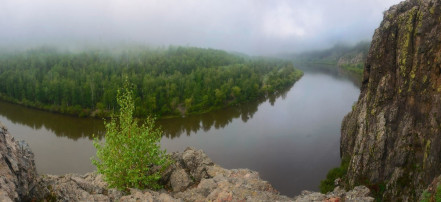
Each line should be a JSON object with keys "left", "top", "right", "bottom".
{"left": 0, "top": 0, "right": 402, "bottom": 55}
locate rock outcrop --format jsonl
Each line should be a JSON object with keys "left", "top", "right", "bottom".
{"left": 0, "top": 120, "right": 374, "bottom": 201}
{"left": 337, "top": 52, "right": 366, "bottom": 67}
{"left": 32, "top": 172, "right": 180, "bottom": 202}
{"left": 32, "top": 147, "right": 374, "bottom": 202}
{"left": 0, "top": 123, "right": 37, "bottom": 201}
{"left": 340, "top": 0, "right": 441, "bottom": 200}
{"left": 294, "top": 186, "right": 373, "bottom": 202}
{"left": 168, "top": 148, "right": 291, "bottom": 201}
{"left": 33, "top": 148, "right": 293, "bottom": 201}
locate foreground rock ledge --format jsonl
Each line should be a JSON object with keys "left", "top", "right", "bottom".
{"left": 0, "top": 122, "right": 373, "bottom": 201}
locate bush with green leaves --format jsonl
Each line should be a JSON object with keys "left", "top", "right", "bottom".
{"left": 319, "top": 158, "right": 349, "bottom": 193}
{"left": 420, "top": 181, "right": 441, "bottom": 202}
{"left": 92, "top": 82, "right": 170, "bottom": 190}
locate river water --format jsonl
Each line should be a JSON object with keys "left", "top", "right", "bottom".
{"left": 0, "top": 66, "right": 360, "bottom": 197}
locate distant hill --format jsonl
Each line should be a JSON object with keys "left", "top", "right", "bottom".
{"left": 290, "top": 41, "right": 370, "bottom": 76}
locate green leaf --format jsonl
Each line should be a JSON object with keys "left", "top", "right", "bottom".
{"left": 92, "top": 79, "right": 171, "bottom": 190}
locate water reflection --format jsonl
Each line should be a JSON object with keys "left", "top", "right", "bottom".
{"left": 295, "top": 63, "right": 362, "bottom": 88}
{"left": 0, "top": 101, "right": 105, "bottom": 140}
{"left": 159, "top": 89, "right": 289, "bottom": 139}
{"left": 0, "top": 85, "right": 291, "bottom": 141}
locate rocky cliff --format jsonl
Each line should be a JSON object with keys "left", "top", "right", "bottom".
{"left": 0, "top": 123, "right": 37, "bottom": 201}
{"left": 340, "top": 0, "right": 441, "bottom": 200}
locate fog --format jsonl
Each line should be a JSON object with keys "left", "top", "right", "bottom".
{"left": 1, "top": 0, "right": 402, "bottom": 55}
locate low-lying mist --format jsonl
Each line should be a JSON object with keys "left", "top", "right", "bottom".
{"left": 1, "top": 0, "right": 402, "bottom": 55}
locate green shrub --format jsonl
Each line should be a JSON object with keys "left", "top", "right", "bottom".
{"left": 319, "top": 158, "right": 350, "bottom": 193}
{"left": 420, "top": 191, "right": 431, "bottom": 202}
{"left": 92, "top": 81, "right": 170, "bottom": 190}
{"left": 421, "top": 183, "right": 441, "bottom": 202}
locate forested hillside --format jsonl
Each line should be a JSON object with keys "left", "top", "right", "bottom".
{"left": 0, "top": 46, "right": 302, "bottom": 117}
{"left": 291, "top": 41, "right": 370, "bottom": 76}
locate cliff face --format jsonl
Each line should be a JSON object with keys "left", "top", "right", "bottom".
{"left": 0, "top": 123, "right": 37, "bottom": 201}
{"left": 341, "top": 0, "right": 441, "bottom": 200}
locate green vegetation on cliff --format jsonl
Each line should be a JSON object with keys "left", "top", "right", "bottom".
{"left": 319, "top": 158, "right": 349, "bottom": 193}
{"left": 0, "top": 46, "right": 303, "bottom": 118}
{"left": 420, "top": 184, "right": 441, "bottom": 202}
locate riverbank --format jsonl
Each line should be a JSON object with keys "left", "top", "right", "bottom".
{"left": 0, "top": 123, "right": 374, "bottom": 201}
{"left": 294, "top": 63, "right": 362, "bottom": 85}
{"left": 0, "top": 46, "right": 304, "bottom": 120}
{"left": 0, "top": 72, "right": 303, "bottom": 120}
{"left": 290, "top": 41, "right": 369, "bottom": 80}
{"left": 0, "top": 69, "right": 360, "bottom": 195}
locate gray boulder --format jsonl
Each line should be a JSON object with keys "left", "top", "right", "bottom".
{"left": 293, "top": 186, "right": 374, "bottom": 202}
{"left": 169, "top": 168, "right": 192, "bottom": 192}
{"left": 180, "top": 147, "right": 213, "bottom": 181}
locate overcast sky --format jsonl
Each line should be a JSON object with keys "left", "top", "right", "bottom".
{"left": 1, "top": 0, "right": 402, "bottom": 55}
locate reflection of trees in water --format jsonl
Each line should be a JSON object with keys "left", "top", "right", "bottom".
{"left": 159, "top": 86, "right": 292, "bottom": 139}
{"left": 295, "top": 64, "right": 361, "bottom": 88}
{"left": 336, "top": 68, "right": 362, "bottom": 87}
{"left": 0, "top": 85, "right": 293, "bottom": 141}
{"left": 0, "top": 101, "right": 105, "bottom": 140}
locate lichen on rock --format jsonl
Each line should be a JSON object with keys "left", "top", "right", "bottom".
{"left": 340, "top": 0, "right": 441, "bottom": 200}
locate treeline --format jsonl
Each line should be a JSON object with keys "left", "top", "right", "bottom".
{"left": 290, "top": 41, "right": 370, "bottom": 76}
{"left": 0, "top": 46, "right": 303, "bottom": 117}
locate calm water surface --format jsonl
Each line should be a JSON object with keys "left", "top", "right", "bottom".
{"left": 0, "top": 66, "right": 359, "bottom": 197}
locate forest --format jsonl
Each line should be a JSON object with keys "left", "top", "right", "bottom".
{"left": 290, "top": 41, "right": 369, "bottom": 77}
{"left": 0, "top": 46, "right": 303, "bottom": 118}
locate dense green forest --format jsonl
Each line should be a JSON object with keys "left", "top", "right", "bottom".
{"left": 290, "top": 41, "right": 370, "bottom": 76}
{"left": 0, "top": 46, "right": 302, "bottom": 118}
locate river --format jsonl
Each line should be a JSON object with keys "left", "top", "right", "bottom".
{"left": 0, "top": 66, "right": 360, "bottom": 197}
